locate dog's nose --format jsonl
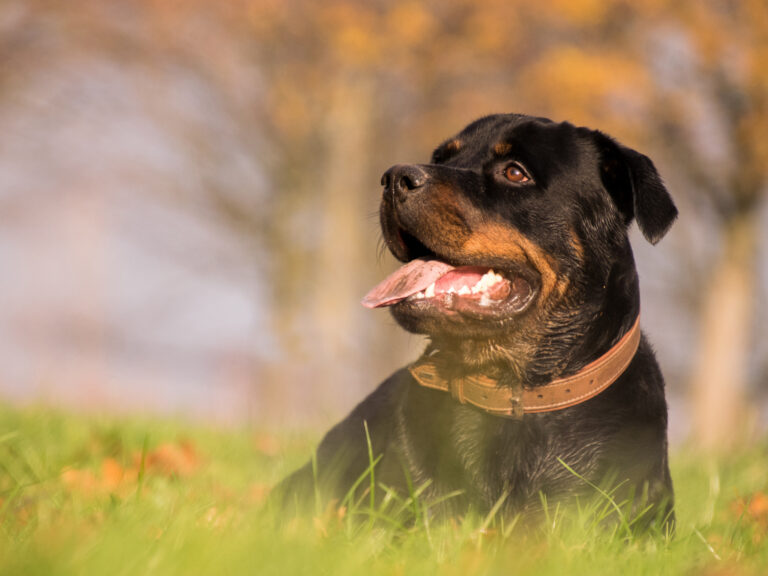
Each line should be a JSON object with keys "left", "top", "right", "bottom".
{"left": 381, "top": 164, "right": 428, "bottom": 200}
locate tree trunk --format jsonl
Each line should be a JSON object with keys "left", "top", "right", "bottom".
{"left": 690, "top": 210, "right": 757, "bottom": 451}
{"left": 310, "top": 73, "right": 375, "bottom": 413}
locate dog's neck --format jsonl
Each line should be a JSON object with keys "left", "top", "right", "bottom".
{"left": 423, "top": 294, "right": 640, "bottom": 390}
{"left": 410, "top": 313, "right": 641, "bottom": 418}
{"left": 567, "top": 255, "right": 641, "bottom": 376}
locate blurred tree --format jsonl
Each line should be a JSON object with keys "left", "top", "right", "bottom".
{"left": 649, "top": 1, "right": 768, "bottom": 450}
{"left": 2, "top": 0, "right": 765, "bottom": 437}
{"left": 169, "top": 0, "right": 768, "bottom": 438}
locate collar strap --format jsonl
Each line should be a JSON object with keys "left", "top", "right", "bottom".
{"left": 409, "top": 315, "right": 641, "bottom": 418}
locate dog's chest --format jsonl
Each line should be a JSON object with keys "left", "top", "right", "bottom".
{"left": 394, "top": 387, "right": 611, "bottom": 507}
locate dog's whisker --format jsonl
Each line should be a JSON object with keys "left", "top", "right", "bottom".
{"left": 376, "top": 235, "right": 388, "bottom": 264}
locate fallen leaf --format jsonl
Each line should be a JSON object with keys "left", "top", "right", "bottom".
{"left": 136, "top": 441, "right": 200, "bottom": 477}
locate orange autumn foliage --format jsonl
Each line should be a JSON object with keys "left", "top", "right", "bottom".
{"left": 61, "top": 440, "right": 201, "bottom": 497}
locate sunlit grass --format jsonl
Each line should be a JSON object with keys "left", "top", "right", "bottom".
{"left": 0, "top": 405, "right": 767, "bottom": 575}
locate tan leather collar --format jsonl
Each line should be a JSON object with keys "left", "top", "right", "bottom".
{"left": 409, "top": 315, "right": 641, "bottom": 418}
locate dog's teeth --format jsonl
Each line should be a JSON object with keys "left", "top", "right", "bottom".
{"left": 479, "top": 294, "right": 491, "bottom": 306}
{"left": 418, "top": 271, "right": 504, "bottom": 301}
{"left": 470, "top": 269, "right": 503, "bottom": 295}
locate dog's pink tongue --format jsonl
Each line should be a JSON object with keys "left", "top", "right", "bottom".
{"left": 362, "top": 258, "right": 455, "bottom": 309}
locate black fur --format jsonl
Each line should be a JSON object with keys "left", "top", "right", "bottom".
{"left": 275, "top": 114, "right": 676, "bottom": 528}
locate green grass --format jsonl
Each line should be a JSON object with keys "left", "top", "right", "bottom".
{"left": 0, "top": 404, "right": 767, "bottom": 575}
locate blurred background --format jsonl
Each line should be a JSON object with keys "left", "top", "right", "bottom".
{"left": 0, "top": 0, "right": 766, "bottom": 450}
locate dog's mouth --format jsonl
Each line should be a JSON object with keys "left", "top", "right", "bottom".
{"left": 365, "top": 209, "right": 538, "bottom": 321}
{"left": 362, "top": 257, "right": 534, "bottom": 316}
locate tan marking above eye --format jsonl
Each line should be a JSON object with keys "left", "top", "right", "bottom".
{"left": 446, "top": 139, "right": 462, "bottom": 152}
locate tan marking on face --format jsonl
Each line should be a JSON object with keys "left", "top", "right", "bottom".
{"left": 462, "top": 222, "right": 567, "bottom": 304}
{"left": 493, "top": 142, "right": 513, "bottom": 156}
{"left": 446, "top": 139, "right": 462, "bottom": 153}
{"left": 414, "top": 183, "right": 472, "bottom": 250}
{"left": 568, "top": 226, "right": 585, "bottom": 261}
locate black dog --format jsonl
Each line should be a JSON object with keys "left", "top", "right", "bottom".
{"left": 276, "top": 113, "right": 677, "bottom": 527}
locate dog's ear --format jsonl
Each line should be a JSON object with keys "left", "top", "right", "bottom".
{"left": 592, "top": 131, "right": 678, "bottom": 245}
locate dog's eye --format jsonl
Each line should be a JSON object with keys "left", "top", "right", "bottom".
{"left": 504, "top": 163, "right": 530, "bottom": 183}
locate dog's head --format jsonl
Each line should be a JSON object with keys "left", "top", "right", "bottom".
{"left": 364, "top": 114, "right": 677, "bottom": 379}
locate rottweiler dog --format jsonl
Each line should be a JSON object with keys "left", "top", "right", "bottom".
{"left": 276, "top": 113, "right": 677, "bottom": 527}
